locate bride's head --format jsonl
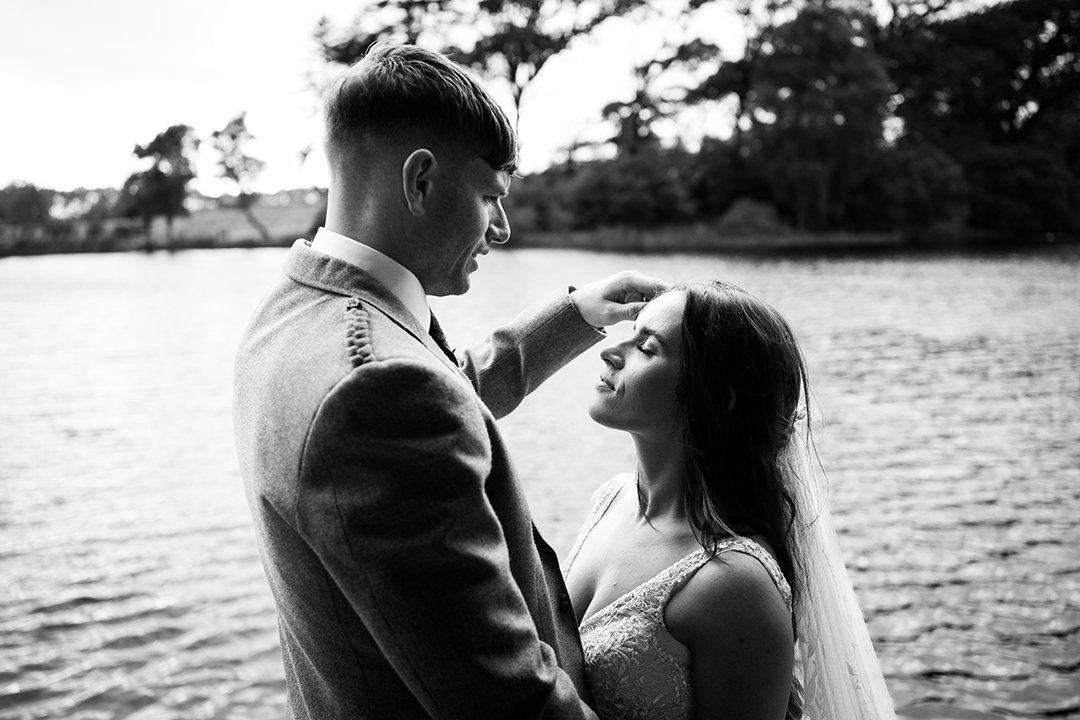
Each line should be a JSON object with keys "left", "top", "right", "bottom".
{"left": 590, "top": 280, "right": 810, "bottom": 593}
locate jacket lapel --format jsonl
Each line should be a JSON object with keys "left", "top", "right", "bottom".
{"left": 283, "top": 239, "right": 467, "bottom": 379}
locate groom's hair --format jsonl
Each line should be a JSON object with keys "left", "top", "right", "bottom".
{"left": 323, "top": 42, "right": 518, "bottom": 172}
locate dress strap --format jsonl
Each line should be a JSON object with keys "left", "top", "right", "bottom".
{"left": 561, "top": 474, "right": 632, "bottom": 575}
{"left": 653, "top": 548, "right": 712, "bottom": 611}
{"left": 718, "top": 536, "right": 794, "bottom": 614}
{"left": 651, "top": 537, "right": 793, "bottom": 617}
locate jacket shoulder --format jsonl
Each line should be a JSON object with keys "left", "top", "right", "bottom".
{"left": 344, "top": 296, "right": 433, "bottom": 368}
{"left": 344, "top": 297, "right": 376, "bottom": 367}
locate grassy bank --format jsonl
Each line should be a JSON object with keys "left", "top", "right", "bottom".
{"left": 511, "top": 225, "right": 906, "bottom": 253}
{"left": 2, "top": 204, "right": 1072, "bottom": 259}
{"left": 0, "top": 203, "right": 318, "bottom": 257}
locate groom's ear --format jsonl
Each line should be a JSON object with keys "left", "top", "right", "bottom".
{"left": 402, "top": 149, "right": 437, "bottom": 217}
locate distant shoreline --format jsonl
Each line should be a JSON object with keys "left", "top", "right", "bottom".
{"left": 1, "top": 215, "right": 1073, "bottom": 260}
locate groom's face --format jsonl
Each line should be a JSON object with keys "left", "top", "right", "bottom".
{"left": 418, "top": 155, "right": 511, "bottom": 297}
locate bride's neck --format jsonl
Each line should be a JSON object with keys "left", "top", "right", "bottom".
{"left": 632, "top": 432, "right": 689, "bottom": 521}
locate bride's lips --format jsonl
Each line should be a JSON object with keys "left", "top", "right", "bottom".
{"left": 597, "top": 374, "right": 615, "bottom": 391}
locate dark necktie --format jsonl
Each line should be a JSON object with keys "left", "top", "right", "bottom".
{"left": 428, "top": 312, "right": 458, "bottom": 365}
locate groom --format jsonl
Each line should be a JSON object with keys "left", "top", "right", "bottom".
{"left": 233, "top": 43, "right": 664, "bottom": 719}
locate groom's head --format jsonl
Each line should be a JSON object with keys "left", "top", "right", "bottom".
{"left": 323, "top": 43, "right": 518, "bottom": 174}
{"left": 322, "top": 42, "right": 518, "bottom": 296}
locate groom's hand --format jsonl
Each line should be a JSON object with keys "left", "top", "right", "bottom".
{"left": 570, "top": 271, "right": 671, "bottom": 328}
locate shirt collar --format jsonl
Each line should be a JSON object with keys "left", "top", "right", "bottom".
{"left": 311, "top": 227, "right": 430, "bottom": 329}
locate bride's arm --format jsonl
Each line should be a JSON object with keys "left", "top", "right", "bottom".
{"left": 666, "top": 553, "right": 794, "bottom": 720}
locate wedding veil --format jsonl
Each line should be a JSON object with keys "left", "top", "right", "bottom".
{"left": 787, "top": 426, "right": 897, "bottom": 720}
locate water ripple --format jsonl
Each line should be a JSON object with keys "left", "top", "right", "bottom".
{"left": 2, "top": 246, "right": 1078, "bottom": 719}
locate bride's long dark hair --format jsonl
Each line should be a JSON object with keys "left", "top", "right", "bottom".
{"left": 677, "top": 280, "right": 811, "bottom": 615}
{"left": 677, "top": 281, "right": 810, "bottom": 717}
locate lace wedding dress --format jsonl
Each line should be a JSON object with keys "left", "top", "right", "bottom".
{"left": 562, "top": 475, "right": 798, "bottom": 720}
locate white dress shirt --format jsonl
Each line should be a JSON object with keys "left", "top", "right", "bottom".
{"left": 310, "top": 227, "right": 431, "bottom": 330}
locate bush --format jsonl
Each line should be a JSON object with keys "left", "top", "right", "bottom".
{"left": 964, "top": 145, "right": 1079, "bottom": 235}
{"left": 854, "top": 142, "right": 970, "bottom": 242}
{"left": 503, "top": 171, "right": 577, "bottom": 234}
{"left": 715, "top": 199, "right": 791, "bottom": 235}
{"left": 570, "top": 150, "right": 696, "bottom": 229}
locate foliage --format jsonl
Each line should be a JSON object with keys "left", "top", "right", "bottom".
{"left": 743, "top": 5, "right": 892, "bottom": 230}
{"left": 715, "top": 198, "right": 791, "bottom": 235}
{"left": 502, "top": 169, "right": 577, "bottom": 233}
{"left": 315, "top": 1, "right": 466, "bottom": 63}
{"left": 0, "top": 183, "right": 54, "bottom": 225}
{"left": 458, "top": 0, "right": 648, "bottom": 124}
{"left": 850, "top": 141, "right": 970, "bottom": 240}
{"left": 684, "top": 137, "right": 772, "bottom": 219}
{"left": 16, "top": 0, "right": 1080, "bottom": 255}
{"left": 686, "top": 0, "right": 807, "bottom": 146}
{"left": 964, "top": 145, "right": 1078, "bottom": 233}
{"left": 210, "top": 112, "right": 272, "bottom": 242}
{"left": 603, "top": 39, "right": 718, "bottom": 157}
{"left": 118, "top": 125, "right": 199, "bottom": 241}
{"left": 569, "top": 149, "right": 696, "bottom": 229}
{"left": 52, "top": 188, "right": 120, "bottom": 222}
{"left": 881, "top": 0, "right": 1080, "bottom": 156}
{"left": 315, "top": 0, "right": 647, "bottom": 128}
{"left": 874, "top": 0, "right": 1080, "bottom": 236}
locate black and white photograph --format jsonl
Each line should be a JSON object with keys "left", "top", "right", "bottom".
{"left": 1, "top": 1, "right": 1078, "bottom": 718}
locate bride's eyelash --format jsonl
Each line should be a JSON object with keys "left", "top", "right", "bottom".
{"left": 636, "top": 342, "right": 654, "bottom": 355}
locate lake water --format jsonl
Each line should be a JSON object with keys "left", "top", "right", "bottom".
{"left": 1, "top": 245, "right": 1078, "bottom": 719}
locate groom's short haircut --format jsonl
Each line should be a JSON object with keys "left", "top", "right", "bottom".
{"left": 323, "top": 42, "right": 518, "bottom": 172}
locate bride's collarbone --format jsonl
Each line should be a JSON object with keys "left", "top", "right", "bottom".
{"left": 573, "top": 509, "right": 700, "bottom": 621}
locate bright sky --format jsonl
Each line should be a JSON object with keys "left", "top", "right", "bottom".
{"left": 0, "top": 0, "right": 743, "bottom": 196}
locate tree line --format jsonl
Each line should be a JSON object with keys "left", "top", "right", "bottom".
{"left": 486, "top": 0, "right": 1075, "bottom": 241}
{"left": 0, "top": 113, "right": 269, "bottom": 250}
{"left": 316, "top": 0, "right": 1077, "bottom": 241}
{"left": 3, "top": 0, "right": 1077, "bottom": 253}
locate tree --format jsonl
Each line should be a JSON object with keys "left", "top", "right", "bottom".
{"left": 315, "top": 1, "right": 466, "bottom": 64}
{"left": 52, "top": 188, "right": 120, "bottom": 222}
{"left": 738, "top": 5, "right": 892, "bottom": 230}
{"left": 0, "top": 183, "right": 53, "bottom": 225}
{"left": 965, "top": 145, "right": 1078, "bottom": 234}
{"left": 878, "top": 0, "right": 1080, "bottom": 235}
{"left": 456, "top": 0, "right": 648, "bottom": 129}
{"left": 881, "top": 0, "right": 1080, "bottom": 155}
{"left": 119, "top": 124, "right": 199, "bottom": 245}
{"left": 315, "top": 0, "right": 648, "bottom": 131}
{"left": 685, "top": 0, "right": 795, "bottom": 150}
{"left": 603, "top": 39, "right": 718, "bottom": 157}
{"left": 570, "top": 150, "right": 696, "bottom": 229}
{"left": 850, "top": 141, "right": 970, "bottom": 240}
{"left": 210, "top": 112, "right": 272, "bottom": 243}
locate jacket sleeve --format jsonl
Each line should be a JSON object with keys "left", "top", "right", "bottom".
{"left": 458, "top": 294, "right": 604, "bottom": 420}
{"left": 296, "top": 357, "right": 597, "bottom": 720}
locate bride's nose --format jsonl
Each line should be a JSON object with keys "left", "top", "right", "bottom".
{"left": 599, "top": 344, "right": 623, "bottom": 368}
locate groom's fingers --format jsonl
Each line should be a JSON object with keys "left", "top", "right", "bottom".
{"left": 623, "top": 301, "right": 646, "bottom": 320}
{"left": 572, "top": 271, "right": 670, "bottom": 327}
{"left": 612, "top": 275, "right": 668, "bottom": 304}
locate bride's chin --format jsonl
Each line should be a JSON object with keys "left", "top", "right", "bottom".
{"left": 587, "top": 403, "right": 620, "bottom": 430}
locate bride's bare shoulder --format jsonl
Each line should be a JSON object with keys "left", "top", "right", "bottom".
{"left": 665, "top": 550, "right": 795, "bottom": 717}
{"left": 665, "top": 550, "right": 793, "bottom": 649}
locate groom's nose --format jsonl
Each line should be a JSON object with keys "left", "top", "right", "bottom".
{"left": 487, "top": 203, "right": 510, "bottom": 244}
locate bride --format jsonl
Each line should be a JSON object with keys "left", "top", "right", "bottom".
{"left": 562, "top": 281, "right": 895, "bottom": 720}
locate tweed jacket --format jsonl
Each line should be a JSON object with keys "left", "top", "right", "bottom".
{"left": 234, "top": 239, "right": 602, "bottom": 719}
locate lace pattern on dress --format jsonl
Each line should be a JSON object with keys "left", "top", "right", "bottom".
{"left": 566, "top": 475, "right": 795, "bottom": 720}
